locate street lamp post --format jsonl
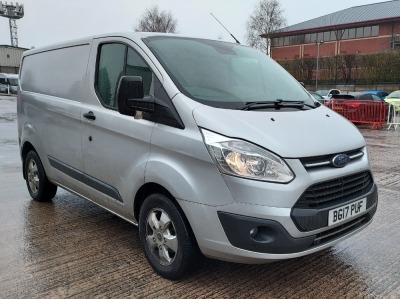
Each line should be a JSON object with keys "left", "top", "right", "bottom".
{"left": 315, "top": 40, "right": 324, "bottom": 90}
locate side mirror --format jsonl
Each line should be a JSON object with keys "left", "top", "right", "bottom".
{"left": 117, "top": 76, "right": 154, "bottom": 116}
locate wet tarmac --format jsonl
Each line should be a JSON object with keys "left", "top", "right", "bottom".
{"left": 1, "top": 95, "right": 399, "bottom": 298}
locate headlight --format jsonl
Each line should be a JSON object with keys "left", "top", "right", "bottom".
{"left": 200, "top": 129, "right": 294, "bottom": 183}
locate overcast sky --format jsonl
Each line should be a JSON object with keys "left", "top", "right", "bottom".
{"left": 0, "top": 0, "right": 392, "bottom": 49}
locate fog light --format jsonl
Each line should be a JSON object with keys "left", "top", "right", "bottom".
{"left": 250, "top": 227, "right": 258, "bottom": 238}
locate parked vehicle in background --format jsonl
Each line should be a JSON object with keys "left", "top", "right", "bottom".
{"left": 324, "top": 94, "right": 354, "bottom": 109}
{"left": 363, "top": 90, "right": 389, "bottom": 100}
{"left": 315, "top": 89, "right": 341, "bottom": 99}
{"left": 326, "top": 92, "right": 385, "bottom": 112}
{"left": 347, "top": 92, "right": 386, "bottom": 113}
{"left": 385, "top": 90, "right": 400, "bottom": 111}
{"left": 0, "top": 73, "right": 19, "bottom": 94}
{"left": 348, "top": 92, "right": 383, "bottom": 102}
{"left": 310, "top": 92, "right": 325, "bottom": 103}
{"left": 327, "top": 92, "right": 388, "bottom": 124}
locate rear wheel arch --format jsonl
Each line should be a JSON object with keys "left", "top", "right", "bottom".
{"left": 24, "top": 150, "right": 57, "bottom": 201}
{"left": 21, "top": 141, "right": 36, "bottom": 179}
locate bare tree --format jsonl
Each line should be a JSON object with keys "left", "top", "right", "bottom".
{"left": 246, "top": 0, "right": 286, "bottom": 55}
{"left": 135, "top": 5, "right": 177, "bottom": 33}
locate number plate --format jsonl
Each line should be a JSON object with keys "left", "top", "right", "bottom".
{"left": 328, "top": 198, "right": 367, "bottom": 226}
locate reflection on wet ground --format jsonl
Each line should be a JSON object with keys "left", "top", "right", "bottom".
{"left": 1, "top": 97, "right": 399, "bottom": 298}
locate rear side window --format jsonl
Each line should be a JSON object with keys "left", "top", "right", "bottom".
{"left": 96, "top": 43, "right": 152, "bottom": 109}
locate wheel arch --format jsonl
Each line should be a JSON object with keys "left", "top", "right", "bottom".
{"left": 133, "top": 182, "right": 199, "bottom": 247}
{"left": 134, "top": 182, "right": 178, "bottom": 222}
{"left": 21, "top": 141, "right": 36, "bottom": 179}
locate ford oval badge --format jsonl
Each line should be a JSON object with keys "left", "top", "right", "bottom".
{"left": 331, "top": 154, "right": 350, "bottom": 168}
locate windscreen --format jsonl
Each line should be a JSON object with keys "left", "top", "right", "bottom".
{"left": 8, "top": 78, "right": 18, "bottom": 86}
{"left": 315, "top": 90, "right": 330, "bottom": 96}
{"left": 144, "top": 36, "right": 314, "bottom": 109}
{"left": 388, "top": 91, "right": 400, "bottom": 98}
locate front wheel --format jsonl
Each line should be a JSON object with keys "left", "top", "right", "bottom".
{"left": 24, "top": 151, "right": 57, "bottom": 201}
{"left": 139, "top": 193, "right": 203, "bottom": 280}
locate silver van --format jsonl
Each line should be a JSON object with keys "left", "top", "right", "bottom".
{"left": 17, "top": 33, "right": 378, "bottom": 280}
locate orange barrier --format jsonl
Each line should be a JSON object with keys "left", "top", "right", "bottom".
{"left": 328, "top": 100, "right": 387, "bottom": 129}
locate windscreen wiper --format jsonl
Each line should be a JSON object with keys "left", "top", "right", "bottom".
{"left": 239, "top": 99, "right": 314, "bottom": 111}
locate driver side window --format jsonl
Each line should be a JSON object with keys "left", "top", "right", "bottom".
{"left": 96, "top": 43, "right": 153, "bottom": 109}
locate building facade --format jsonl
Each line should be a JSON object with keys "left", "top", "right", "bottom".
{"left": 268, "top": 0, "right": 400, "bottom": 61}
{"left": 0, "top": 45, "right": 28, "bottom": 74}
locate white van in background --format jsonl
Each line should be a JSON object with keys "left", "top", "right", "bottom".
{"left": 17, "top": 33, "right": 378, "bottom": 280}
{"left": 0, "top": 73, "right": 19, "bottom": 94}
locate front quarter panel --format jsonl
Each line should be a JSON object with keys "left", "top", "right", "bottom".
{"left": 146, "top": 124, "right": 234, "bottom": 207}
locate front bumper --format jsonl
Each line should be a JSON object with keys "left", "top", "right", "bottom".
{"left": 178, "top": 174, "right": 377, "bottom": 264}
{"left": 218, "top": 187, "right": 377, "bottom": 254}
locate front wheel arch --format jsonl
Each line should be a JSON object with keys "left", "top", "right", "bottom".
{"left": 134, "top": 183, "right": 199, "bottom": 248}
{"left": 134, "top": 183, "right": 174, "bottom": 221}
{"left": 138, "top": 193, "right": 203, "bottom": 279}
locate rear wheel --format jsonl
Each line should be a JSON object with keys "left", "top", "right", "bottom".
{"left": 139, "top": 193, "right": 203, "bottom": 280}
{"left": 24, "top": 151, "right": 57, "bottom": 201}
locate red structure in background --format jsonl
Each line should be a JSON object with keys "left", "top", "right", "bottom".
{"left": 329, "top": 100, "right": 387, "bottom": 129}
{"left": 268, "top": 1, "right": 400, "bottom": 61}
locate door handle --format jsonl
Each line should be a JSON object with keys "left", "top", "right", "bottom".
{"left": 83, "top": 111, "right": 96, "bottom": 120}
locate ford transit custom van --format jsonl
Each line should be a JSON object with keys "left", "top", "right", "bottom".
{"left": 17, "top": 33, "right": 378, "bottom": 280}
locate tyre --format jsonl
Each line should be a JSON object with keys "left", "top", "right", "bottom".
{"left": 24, "top": 150, "right": 57, "bottom": 202}
{"left": 139, "top": 193, "right": 203, "bottom": 280}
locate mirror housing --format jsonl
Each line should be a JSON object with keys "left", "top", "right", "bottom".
{"left": 117, "top": 76, "right": 154, "bottom": 116}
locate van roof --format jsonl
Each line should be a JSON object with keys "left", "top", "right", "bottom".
{"left": 22, "top": 32, "right": 234, "bottom": 57}
{"left": 0, "top": 73, "right": 18, "bottom": 78}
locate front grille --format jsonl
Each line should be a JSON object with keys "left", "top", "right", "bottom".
{"left": 295, "top": 171, "right": 373, "bottom": 208}
{"left": 300, "top": 148, "right": 363, "bottom": 169}
{"left": 311, "top": 203, "right": 377, "bottom": 247}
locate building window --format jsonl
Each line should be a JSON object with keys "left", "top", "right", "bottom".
{"left": 364, "top": 26, "right": 372, "bottom": 37}
{"left": 284, "top": 36, "right": 289, "bottom": 46}
{"left": 271, "top": 24, "right": 379, "bottom": 47}
{"left": 341, "top": 29, "right": 349, "bottom": 40}
{"left": 310, "top": 33, "right": 317, "bottom": 43}
{"left": 330, "top": 31, "right": 336, "bottom": 41}
{"left": 371, "top": 25, "right": 379, "bottom": 36}
{"left": 356, "top": 27, "right": 364, "bottom": 38}
{"left": 348, "top": 28, "right": 356, "bottom": 39}
{"left": 289, "top": 35, "right": 304, "bottom": 45}
{"left": 316, "top": 32, "right": 324, "bottom": 42}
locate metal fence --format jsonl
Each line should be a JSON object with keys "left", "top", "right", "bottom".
{"left": 387, "top": 101, "right": 400, "bottom": 130}
{"left": 329, "top": 100, "right": 387, "bottom": 129}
